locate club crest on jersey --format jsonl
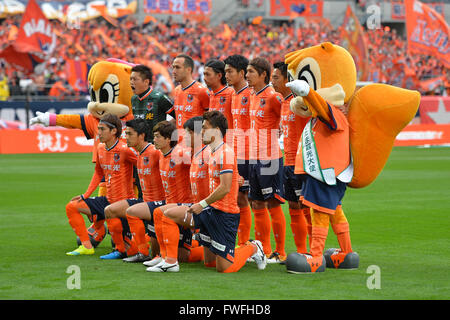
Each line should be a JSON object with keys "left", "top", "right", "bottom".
{"left": 219, "top": 96, "right": 226, "bottom": 105}
{"left": 114, "top": 153, "right": 120, "bottom": 162}
{"left": 187, "top": 94, "right": 194, "bottom": 103}
{"left": 259, "top": 98, "right": 266, "bottom": 108}
{"left": 169, "top": 159, "right": 176, "bottom": 168}
{"left": 241, "top": 96, "right": 248, "bottom": 105}
{"left": 146, "top": 102, "right": 153, "bottom": 111}
{"left": 143, "top": 157, "right": 150, "bottom": 165}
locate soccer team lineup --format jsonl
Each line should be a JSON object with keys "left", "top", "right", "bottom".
{"left": 28, "top": 46, "right": 420, "bottom": 275}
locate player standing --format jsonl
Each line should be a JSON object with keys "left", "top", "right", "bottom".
{"left": 224, "top": 54, "right": 253, "bottom": 246}
{"left": 169, "top": 54, "right": 209, "bottom": 133}
{"left": 247, "top": 57, "right": 287, "bottom": 262}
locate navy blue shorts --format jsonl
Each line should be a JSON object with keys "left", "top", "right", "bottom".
{"left": 283, "top": 166, "right": 306, "bottom": 202}
{"left": 192, "top": 206, "right": 240, "bottom": 262}
{"left": 82, "top": 196, "right": 109, "bottom": 221}
{"left": 143, "top": 200, "right": 166, "bottom": 238}
{"left": 237, "top": 159, "right": 250, "bottom": 192}
{"left": 248, "top": 157, "right": 285, "bottom": 202}
{"left": 301, "top": 175, "right": 347, "bottom": 214}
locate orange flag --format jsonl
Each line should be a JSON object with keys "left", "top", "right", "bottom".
{"left": 405, "top": 0, "right": 450, "bottom": 69}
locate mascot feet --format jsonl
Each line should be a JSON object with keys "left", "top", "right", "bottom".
{"left": 76, "top": 223, "right": 107, "bottom": 248}
{"left": 324, "top": 248, "right": 359, "bottom": 269}
{"left": 286, "top": 253, "right": 326, "bottom": 274}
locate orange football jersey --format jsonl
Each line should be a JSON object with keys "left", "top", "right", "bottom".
{"left": 208, "top": 142, "right": 239, "bottom": 214}
{"left": 159, "top": 144, "right": 193, "bottom": 204}
{"left": 84, "top": 139, "right": 137, "bottom": 203}
{"left": 137, "top": 143, "right": 165, "bottom": 202}
{"left": 170, "top": 80, "right": 209, "bottom": 130}
{"left": 208, "top": 85, "right": 234, "bottom": 133}
{"left": 231, "top": 85, "right": 251, "bottom": 160}
{"left": 249, "top": 85, "right": 283, "bottom": 160}
{"left": 280, "top": 93, "right": 309, "bottom": 166}
{"left": 189, "top": 145, "right": 211, "bottom": 203}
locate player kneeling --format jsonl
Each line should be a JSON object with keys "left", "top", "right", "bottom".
{"left": 160, "top": 111, "right": 266, "bottom": 273}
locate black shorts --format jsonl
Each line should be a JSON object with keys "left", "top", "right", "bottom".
{"left": 193, "top": 206, "right": 240, "bottom": 263}
{"left": 143, "top": 200, "right": 166, "bottom": 238}
{"left": 82, "top": 196, "right": 109, "bottom": 221}
{"left": 283, "top": 166, "right": 306, "bottom": 202}
{"left": 248, "top": 157, "right": 285, "bottom": 202}
{"left": 237, "top": 159, "right": 250, "bottom": 192}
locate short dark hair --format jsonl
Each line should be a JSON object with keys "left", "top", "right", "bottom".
{"left": 153, "top": 120, "right": 177, "bottom": 147}
{"left": 223, "top": 54, "right": 249, "bottom": 74}
{"left": 183, "top": 116, "right": 204, "bottom": 134}
{"left": 203, "top": 110, "right": 228, "bottom": 138}
{"left": 131, "top": 64, "right": 153, "bottom": 85}
{"left": 249, "top": 57, "right": 271, "bottom": 84}
{"left": 273, "top": 62, "right": 288, "bottom": 79}
{"left": 100, "top": 113, "right": 122, "bottom": 138}
{"left": 175, "top": 54, "right": 194, "bottom": 73}
{"left": 205, "top": 59, "right": 226, "bottom": 85}
{"left": 126, "top": 118, "right": 151, "bottom": 141}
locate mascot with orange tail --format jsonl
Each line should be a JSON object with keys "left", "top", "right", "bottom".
{"left": 30, "top": 58, "right": 136, "bottom": 251}
{"left": 284, "top": 42, "right": 420, "bottom": 273}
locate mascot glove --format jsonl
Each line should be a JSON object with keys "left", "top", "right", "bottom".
{"left": 286, "top": 80, "right": 310, "bottom": 97}
{"left": 29, "top": 111, "right": 55, "bottom": 126}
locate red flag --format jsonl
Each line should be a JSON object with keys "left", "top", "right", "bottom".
{"left": 405, "top": 0, "right": 450, "bottom": 69}
{"left": 0, "top": 0, "right": 55, "bottom": 72}
{"left": 340, "top": 5, "right": 369, "bottom": 81}
{"left": 66, "top": 59, "right": 90, "bottom": 92}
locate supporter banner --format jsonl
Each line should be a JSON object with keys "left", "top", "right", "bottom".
{"left": 405, "top": 0, "right": 450, "bottom": 69}
{"left": 0, "top": 0, "right": 56, "bottom": 72}
{"left": 394, "top": 124, "right": 450, "bottom": 146}
{"left": 144, "top": 0, "right": 211, "bottom": 15}
{"left": 0, "top": 0, "right": 137, "bottom": 22}
{"left": 418, "top": 96, "right": 450, "bottom": 124}
{"left": 270, "top": 0, "right": 323, "bottom": 17}
{"left": 0, "top": 101, "right": 88, "bottom": 123}
{"left": 340, "top": 5, "right": 369, "bottom": 81}
{"left": 0, "top": 129, "right": 93, "bottom": 154}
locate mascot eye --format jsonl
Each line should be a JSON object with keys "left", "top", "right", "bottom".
{"left": 298, "top": 65, "right": 317, "bottom": 91}
{"left": 287, "top": 72, "right": 294, "bottom": 83}
{"left": 99, "top": 81, "right": 119, "bottom": 103}
{"left": 89, "top": 87, "right": 96, "bottom": 102}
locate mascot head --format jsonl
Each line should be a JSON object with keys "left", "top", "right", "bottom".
{"left": 285, "top": 42, "right": 420, "bottom": 189}
{"left": 285, "top": 42, "right": 356, "bottom": 117}
{"left": 87, "top": 58, "right": 135, "bottom": 119}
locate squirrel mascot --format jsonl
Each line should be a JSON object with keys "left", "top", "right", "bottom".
{"left": 284, "top": 42, "right": 420, "bottom": 273}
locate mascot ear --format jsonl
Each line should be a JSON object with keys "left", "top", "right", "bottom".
{"left": 320, "top": 42, "right": 335, "bottom": 52}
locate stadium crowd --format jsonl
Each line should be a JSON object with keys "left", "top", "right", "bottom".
{"left": 0, "top": 11, "right": 449, "bottom": 100}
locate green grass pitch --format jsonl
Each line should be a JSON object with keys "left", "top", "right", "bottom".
{"left": 0, "top": 147, "right": 449, "bottom": 300}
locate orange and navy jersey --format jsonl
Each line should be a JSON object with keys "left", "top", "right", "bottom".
{"left": 280, "top": 93, "right": 309, "bottom": 166}
{"left": 231, "top": 85, "right": 251, "bottom": 160}
{"left": 208, "top": 142, "right": 239, "bottom": 214}
{"left": 85, "top": 139, "right": 137, "bottom": 203}
{"left": 208, "top": 85, "right": 234, "bottom": 133}
{"left": 189, "top": 145, "right": 211, "bottom": 203}
{"left": 137, "top": 143, "right": 165, "bottom": 202}
{"left": 159, "top": 144, "right": 193, "bottom": 204}
{"left": 295, "top": 104, "right": 351, "bottom": 178}
{"left": 249, "top": 85, "right": 283, "bottom": 160}
{"left": 170, "top": 80, "right": 209, "bottom": 130}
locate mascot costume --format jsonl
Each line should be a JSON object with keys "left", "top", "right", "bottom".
{"left": 284, "top": 42, "right": 420, "bottom": 273}
{"left": 30, "top": 58, "right": 136, "bottom": 251}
